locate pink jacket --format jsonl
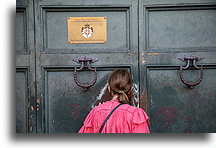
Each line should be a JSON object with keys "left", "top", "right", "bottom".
{"left": 79, "top": 100, "right": 150, "bottom": 133}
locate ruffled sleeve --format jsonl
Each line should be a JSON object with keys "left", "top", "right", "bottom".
{"left": 78, "top": 108, "right": 95, "bottom": 133}
{"left": 131, "top": 108, "right": 150, "bottom": 133}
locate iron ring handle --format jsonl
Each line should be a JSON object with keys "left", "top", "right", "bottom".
{"left": 193, "top": 59, "right": 202, "bottom": 69}
{"left": 179, "top": 65, "right": 203, "bottom": 89}
{"left": 181, "top": 59, "right": 190, "bottom": 69}
{"left": 76, "top": 62, "right": 84, "bottom": 71}
{"left": 74, "top": 66, "right": 97, "bottom": 91}
{"left": 87, "top": 61, "right": 96, "bottom": 71}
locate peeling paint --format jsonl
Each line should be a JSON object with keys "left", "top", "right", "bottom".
{"left": 70, "top": 104, "right": 80, "bottom": 119}
{"left": 141, "top": 57, "right": 146, "bottom": 64}
{"left": 148, "top": 53, "right": 159, "bottom": 55}
{"left": 153, "top": 106, "right": 178, "bottom": 129}
{"left": 37, "top": 98, "right": 40, "bottom": 104}
{"left": 140, "top": 90, "right": 148, "bottom": 112}
{"left": 36, "top": 98, "right": 40, "bottom": 112}
{"left": 29, "top": 126, "right": 32, "bottom": 132}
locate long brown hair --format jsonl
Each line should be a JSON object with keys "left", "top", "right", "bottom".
{"left": 108, "top": 69, "right": 133, "bottom": 105}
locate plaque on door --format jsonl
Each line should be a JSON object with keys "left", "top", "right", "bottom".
{"left": 68, "top": 17, "right": 107, "bottom": 44}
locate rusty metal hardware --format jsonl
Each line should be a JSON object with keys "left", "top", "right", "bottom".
{"left": 73, "top": 56, "right": 98, "bottom": 90}
{"left": 178, "top": 55, "right": 204, "bottom": 89}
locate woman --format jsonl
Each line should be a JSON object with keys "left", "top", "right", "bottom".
{"left": 79, "top": 69, "right": 150, "bottom": 133}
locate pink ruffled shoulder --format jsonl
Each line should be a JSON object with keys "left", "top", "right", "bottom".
{"left": 83, "top": 108, "right": 95, "bottom": 127}
{"left": 132, "top": 108, "right": 150, "bottom": 126}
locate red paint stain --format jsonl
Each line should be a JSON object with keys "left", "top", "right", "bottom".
{"left": 185, "top": 116, "right": 192, "bottom": 122}
{"left": 69, "top": 104, "right": 80, "bottom": 119}
{"left": 154, "top": 106, "right": 179, "bottom": 128}
{"left": 207, "top": 92, "right": 212, "bottom": 97}
{"left": 164, "top": 83, "right": 172, "bottom": 87}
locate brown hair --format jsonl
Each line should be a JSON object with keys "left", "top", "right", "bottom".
{"left": 108, "top": 69, "right": 133, "bottom": 105}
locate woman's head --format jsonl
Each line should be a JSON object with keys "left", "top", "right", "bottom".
{"left": 108, "top": 69, "right": 133, "bottom": 105}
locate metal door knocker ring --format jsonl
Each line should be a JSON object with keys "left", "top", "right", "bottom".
{"left": 73, "top": 56, "right": 98, "bottom": 90}
{"left": 178, "top": 55, "right": 204, "bottom": 89}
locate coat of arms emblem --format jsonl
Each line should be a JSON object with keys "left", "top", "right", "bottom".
{"left": 81, "top": 24, "right": 93, "bottom": 38}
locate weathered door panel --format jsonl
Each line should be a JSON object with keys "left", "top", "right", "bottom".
{"left": 147, "top": 66, "right": 215, "bottom": 133}
{"left": 16, "top": 0, "right": 36, "bottom": 133}
{"left": 139, "top": 0, "right": 216, "bottom": 133}
{"left": 34, "top": 0, "right": 139, "bottom": 133}
{"left": 45, "top": 68, "right": 135, "bottom": 133}
{"left": 43, "top": 9, "right": 130, "bottom": 53}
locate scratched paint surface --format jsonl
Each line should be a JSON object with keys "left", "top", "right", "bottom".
{"left": 47, "top": 69, "right": 138, "bottom": 133}
{"left": 148, "top": 68, "right": 216, "bottom": 133}
{"left": 46, "top": 70, "right": 115, "bottom": 133}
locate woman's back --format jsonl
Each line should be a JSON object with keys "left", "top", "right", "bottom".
{"left": 78, "top": 100, "right": 150, "bottom": 133}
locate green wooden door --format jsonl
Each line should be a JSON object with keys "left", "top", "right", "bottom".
{"left": 16, "top": 0, "right": 216, "bottom": 133}
{"left": 34, "top": 0, "right": 139, "bottom": 133}
{"left": 16, "top": 0, "right": 36, "bottom": 133}
{"left": 139, "top": 0, "right": 216, "bottom": 133}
